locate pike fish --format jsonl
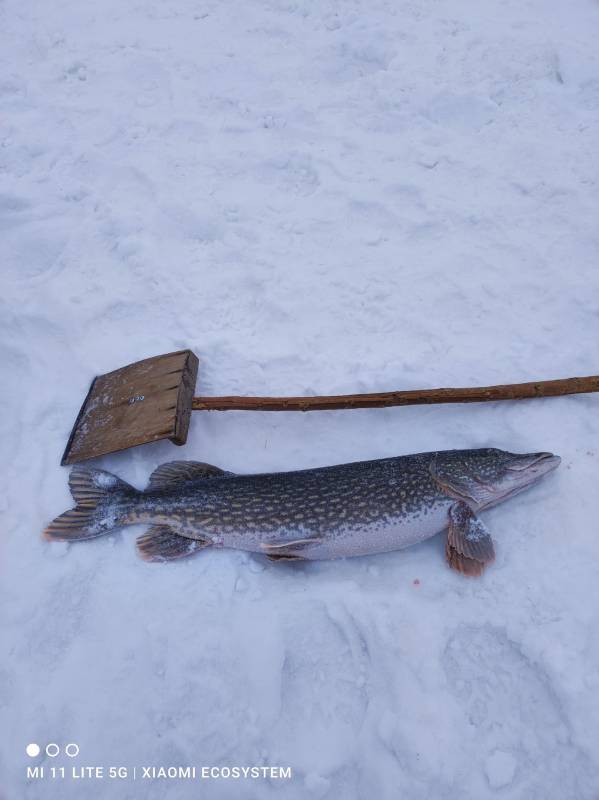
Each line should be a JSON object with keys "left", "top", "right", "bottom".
{"left": 43, "top": 448, "right": 560, "bottom": 576}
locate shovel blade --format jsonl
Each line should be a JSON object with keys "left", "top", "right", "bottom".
{"left": 61, "top": 350, "right": 198, "bottom": 465}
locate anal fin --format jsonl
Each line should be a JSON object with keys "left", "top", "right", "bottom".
{"left": 446, "top": 501, "right": 495, "bottom": 577}
{"left": 137, "top": 525, "right": 211, "bottom": 563}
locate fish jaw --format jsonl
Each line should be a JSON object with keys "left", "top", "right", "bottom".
{"left": 504, "top": 451, "right": 561, "bottom": 477}
{"left": 429, "top": 449, "right": 561, "bottom": 512}
{"left": 479, "top": 451, "right": 561, "bottom": 510}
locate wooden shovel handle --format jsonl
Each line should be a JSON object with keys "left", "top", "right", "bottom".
{"left": 192, "top": 374, "right": 599, "bottom": 412}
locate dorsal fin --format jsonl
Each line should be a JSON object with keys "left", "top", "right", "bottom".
{"left": 147, "top": 461, "right": 230, "bottom": 491}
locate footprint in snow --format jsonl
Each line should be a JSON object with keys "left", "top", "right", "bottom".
{"left": 274, "top": 600, "right": 369, "bottom": 773}
{"left": 443, "top": 625, "right": 591, "bottom": 796}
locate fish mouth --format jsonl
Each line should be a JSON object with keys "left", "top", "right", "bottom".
{"left": 479, "top": 451, "right": 560, "bottom": 510}
{"left": 534, "top": 452, "right": 561, "bottom": 472}
{"left": 506, "top": 451, "right": 561, "bottom": 476}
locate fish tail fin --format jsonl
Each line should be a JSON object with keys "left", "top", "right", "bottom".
{"left": 43, "top": 466, "right": 137, "bottom": 542}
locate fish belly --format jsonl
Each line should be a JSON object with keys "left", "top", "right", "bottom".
{"left": 299, "top": 505, "right": 450, "bottom": 559}
{"left": 216, "top": 501, "right": 451, "bottom": 560}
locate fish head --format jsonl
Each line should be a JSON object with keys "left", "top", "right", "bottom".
{"left": 431, "top": 448, "right": 561, "bottom": 510}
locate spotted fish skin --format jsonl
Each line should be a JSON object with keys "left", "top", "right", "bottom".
{"left": 43, "top": 448, "right": 560, "bottom": 565}
{"left": 129, "top": 454, "right": 454, "bottom": 559}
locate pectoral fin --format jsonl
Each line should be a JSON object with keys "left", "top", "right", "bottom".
{"left": 446, "top": 502, "right": 495, "bottom": 577}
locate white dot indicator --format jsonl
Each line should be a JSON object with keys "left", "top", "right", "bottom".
{"left": 65, "top": 743, "right": 79, "bottom": 757}
{"left": 26, "top": 743, "right": 40, "bottom": 758}
{"left": 46, "top": 744, "right": 60, "bottom": 758}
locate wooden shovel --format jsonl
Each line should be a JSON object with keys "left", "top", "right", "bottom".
{"left": 61, "top": 349, "right": 599, "bottom": 465}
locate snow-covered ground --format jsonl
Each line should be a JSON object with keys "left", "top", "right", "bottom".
{"left": 2, "top": 0, "right": 599, "bottom": 797}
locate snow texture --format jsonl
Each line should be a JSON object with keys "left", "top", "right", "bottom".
{"left": 1, "top": 0, "right": 599, "bottom": 798}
